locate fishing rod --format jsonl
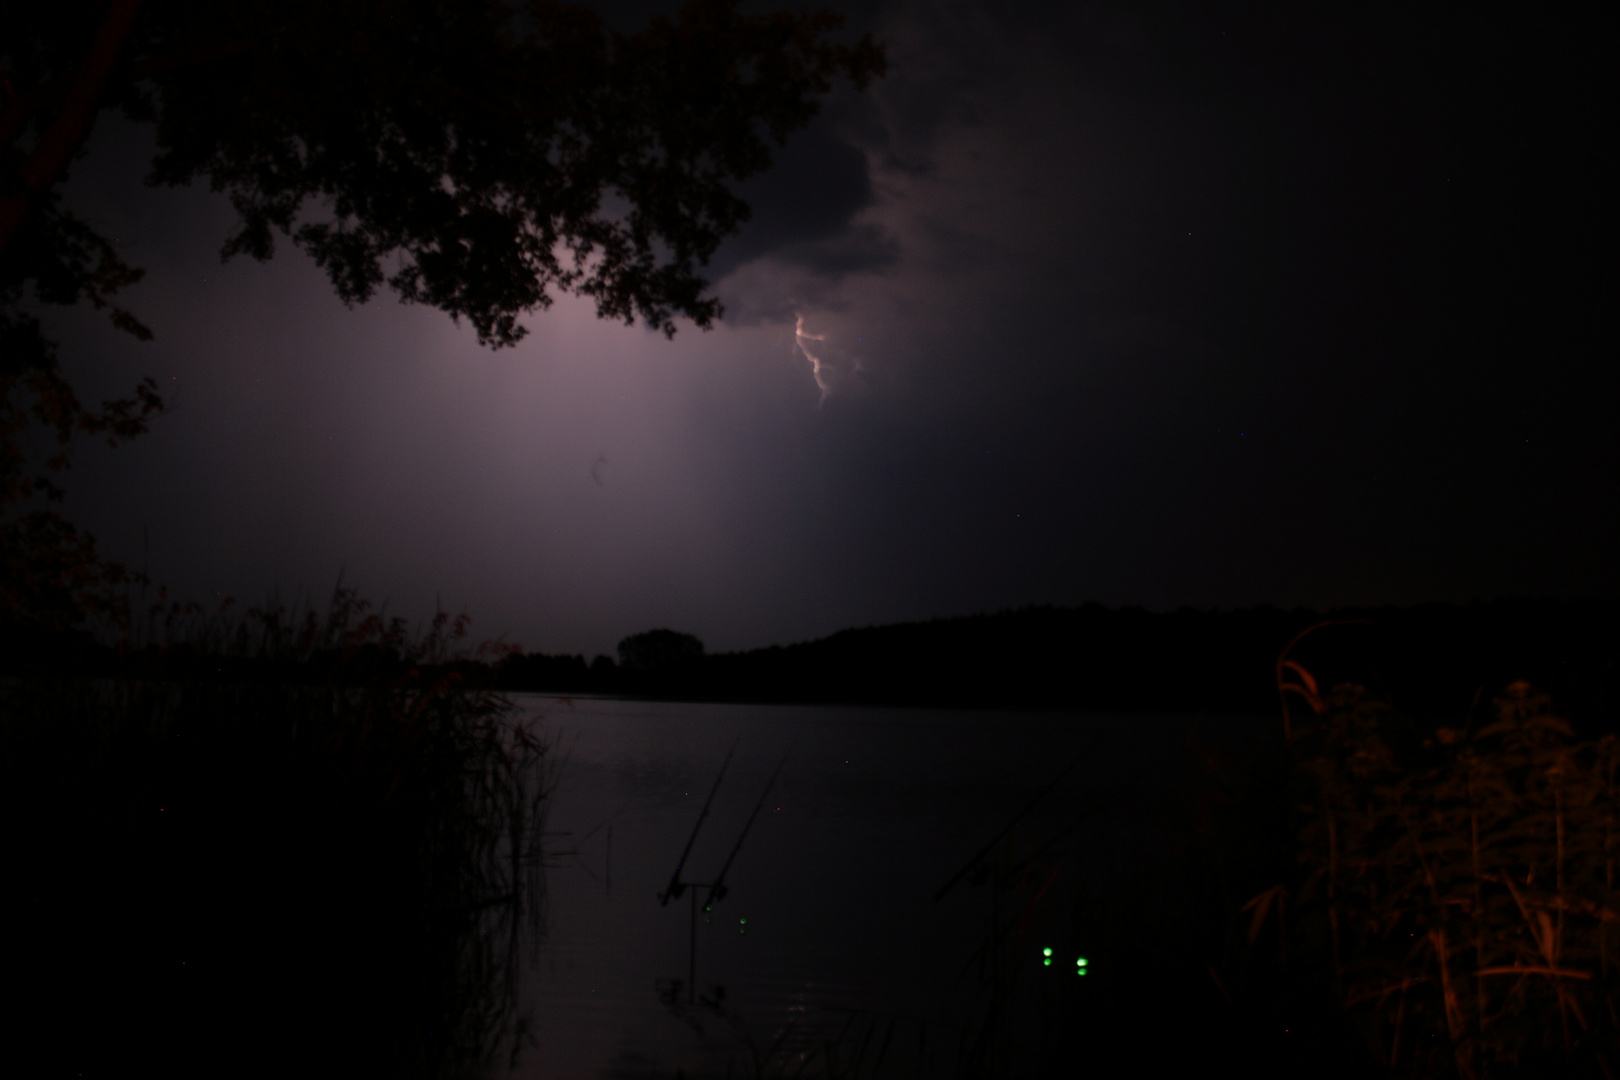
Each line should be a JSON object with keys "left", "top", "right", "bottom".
{"left": 702, "top": 750, "right": 791, "bottom": 912}
{"left": 659, "top": 738, "right": 738, "bottom": 906}
{"left": 931, "top": 743, "right": 1095, "bottom": 904}
{"left": 655, "top": 743, "right": 787, "bottom": 1005}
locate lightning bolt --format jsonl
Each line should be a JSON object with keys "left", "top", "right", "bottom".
{"left": 793, "top": 314, "right": 833, "bottom": 401}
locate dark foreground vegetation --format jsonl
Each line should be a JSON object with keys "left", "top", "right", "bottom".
{"left": 0, "top": 592, "right": 550, "bottom": 1079}
{"left": 1141, "top": 669, "right": 1620, "bottom": 1080}
{"left": 3, "top": 597, "right": 1617, "bottom": 1078}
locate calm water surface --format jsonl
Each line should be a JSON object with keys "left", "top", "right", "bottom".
{"left": 507, "top": 697, "right": 1266, "bottom": 1079}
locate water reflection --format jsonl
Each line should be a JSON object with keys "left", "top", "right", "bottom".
{"left": 0, "top": 681, "right": 1341, "bottom": 1077}
{"left": 513, "top": 698, "right": 1261, "bottom": 1079}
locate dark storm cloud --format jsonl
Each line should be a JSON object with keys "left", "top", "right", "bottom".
{"left": 591, "top": 3, "right": 903, "bottom": 304}
{"left": 736, "top": 0, "right": 1616, "bottom": 617}
{"left": 706, "top": 121, "right": 895, "bottom": 285}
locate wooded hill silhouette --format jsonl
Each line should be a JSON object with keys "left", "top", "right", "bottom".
{"left": 494, "top": 599, "right": 1620, "bottom": 727}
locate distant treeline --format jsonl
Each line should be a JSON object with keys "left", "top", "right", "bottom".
{"left": 8, "top": 600, "right": 1618, "bottom": 727}
{"left": 505, "top": 600, "right": 1620, "bottom": 726}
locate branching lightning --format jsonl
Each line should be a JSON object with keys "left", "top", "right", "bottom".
{"left": 794, "top": 314, "right": 833, "bottom": 401}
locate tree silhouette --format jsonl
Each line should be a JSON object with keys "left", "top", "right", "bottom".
{"left": 0, "top": 0, "right": 883, "bottom": 627}
{"left": 618, "top": 628, "right": 704, "bottom": 674}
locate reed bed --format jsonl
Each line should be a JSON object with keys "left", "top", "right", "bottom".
{"left": 1271, "top": 676, "right": 1620, "bottom": 1078}
{"left": 0, "top": 589, "right": 551, "bottom": 1078}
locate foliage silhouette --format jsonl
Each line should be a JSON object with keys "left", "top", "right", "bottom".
{"left": 618, "top": 626, "right": 705, "bottom": 695}
{"left": 1184, "top": 627, "right": 1620, "bottom": 1079}
{"left": 0, "top": 587, "right": 552, "bottom": 1078}
{"left": 1272, "top": 678, "right": 1620, "bottom": 1078}
{"left": 619, "top": 628, "right": 705, "bottom": 671}
{"left": 0, "top": 0, "right": 883, "bottom": 628}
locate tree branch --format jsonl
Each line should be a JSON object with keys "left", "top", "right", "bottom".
{"left": 0, "top": 0, "right": 147, "bottom": 256}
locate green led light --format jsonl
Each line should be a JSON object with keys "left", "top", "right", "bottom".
{"left": 739, "top": 918, "right": 747, "bottom": 924}
{"left": 1077, "top": 957, "right": 1089, "bottom": 976}
{"left": 1043, "top": 957, "right": 1052, "bottom": 966}
{"left": 1042, "top": 948, "right": 1052, "bottom": 957}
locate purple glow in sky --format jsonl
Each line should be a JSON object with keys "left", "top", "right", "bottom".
{"left": 44, "top": 1, "right": 1617, "bottom": 657}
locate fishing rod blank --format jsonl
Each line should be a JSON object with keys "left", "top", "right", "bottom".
{"left": 659, "top": 739, "right": 738, "bottom": 906}
{"left": 703, "top": 750, "right": 790, "bottom": 911}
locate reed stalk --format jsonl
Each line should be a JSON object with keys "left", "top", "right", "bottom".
{"left": 0, "top": 588, "right": 550, "bottom": 1078}
{"left": 1272, "top": 675, "right": 1619, "bottom": 1077}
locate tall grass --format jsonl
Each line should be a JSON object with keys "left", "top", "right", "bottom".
{"left": 0, "top": 589, "right": 551, "bottom": 1078}
{"left": 1274, "top": 676, "right": 1620, "bottom": 1078}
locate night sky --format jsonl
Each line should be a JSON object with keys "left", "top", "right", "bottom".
{"left": 44, "top": 1, "right": 1616, "bottom": 657}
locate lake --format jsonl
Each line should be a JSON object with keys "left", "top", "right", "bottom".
{"left": 505, "top": 696, "right": 1276, "bottom": 1079}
